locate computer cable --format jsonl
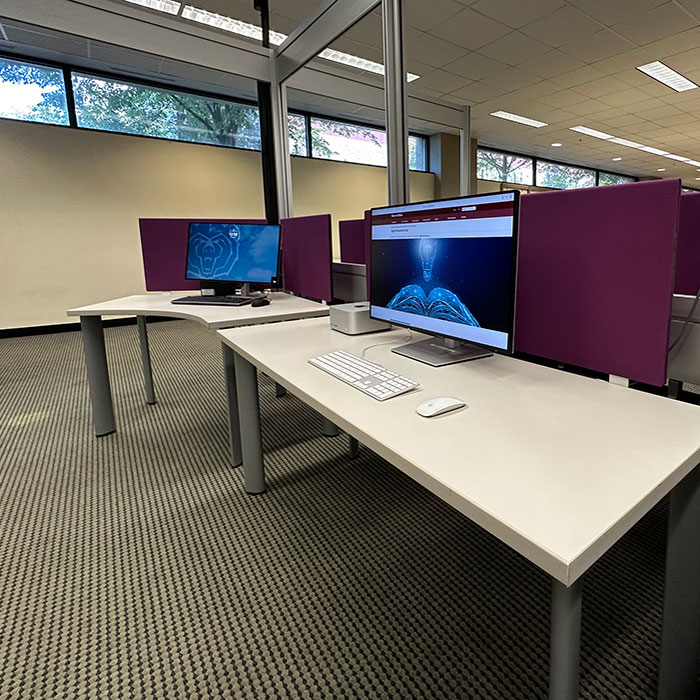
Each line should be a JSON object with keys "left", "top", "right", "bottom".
{"left": 668, "top": 287, "right": 700, "bottom": 353}
{"left": 361, "top": 330, "right": 413, "bottom": 358}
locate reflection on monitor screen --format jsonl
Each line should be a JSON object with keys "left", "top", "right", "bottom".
{"left": 186, "top": 222, "right": 281, "bottom": 284}
{"left": 370, "top": 192, "right": 519, "bottom": 355}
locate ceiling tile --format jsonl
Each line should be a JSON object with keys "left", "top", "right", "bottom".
{"left": 600, "top": 113, "right": 647, "bottom": 128}
{"left": 635, "top": 104, "right": 685, "bottom": 120}
{"left": 569, "top": 0, "right": 669, "bottom": 26}
{"left": 429, "top": 8, "right": 511, "bottom": 50}
{"left": 480, "top": 67, "right": 541, "bottom": 91}
{"left": 561, "top": 99, "right": 611, "bottom": 116}
{"left": 574, "top": 76, "right": 631, "bottom": 98}
{"left": 559, "top": 28, "right": 635, "bottom": 63}
{"left": 521, "top": 6, "right": 605, "bottom": 48}
{"left": 469, "top": 0, "right": 565, "bottom": 29}
{"left": 477, "top": 31, "right": 551, "bottom": 65}
{"left": 664, "top": 45, "right": 700, "bottom": 72}
{"left": 676, "top": 0, "right": 700, "bottom": 22}
{"left": 405, "top": 28, "right": 468, "bottom": 67}
{"left": 539, "top": 88, "right": 589, "bottom": 108}
{"left": 516, "top": 49, "right": 585, "bottom": 80}
{"left": 421, "top": 69, "right": 472, "bottom": 93}
{"left": 448, "top": 81, "right": 507, "bottom": 103}
{"left": 655, "top": 112, "right": 700, "bottom": 127}
{"left": 442, "top": 52, "right": 509, "bottom": 80}
{"left": 405, "top": 0, "right": 464, "bottom": 32}
{"left": 550, "top": 65, "right": 607, "bottom": 88}
{"left": 612, "top": 3, "right": 699, "bottom": 45}
{"left": 597, "top": 87, "right": 650, "bottom": 106}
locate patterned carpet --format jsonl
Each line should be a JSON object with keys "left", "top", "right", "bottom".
{"left": 0, "top": 319, "right": 669, "bottom": 699}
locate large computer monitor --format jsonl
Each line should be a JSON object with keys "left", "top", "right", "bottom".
{"left": 185, "top": 222, "right": 281, "bottom": 293}
{"left": 370, "top": 191, "right": 520, "bottom": 366}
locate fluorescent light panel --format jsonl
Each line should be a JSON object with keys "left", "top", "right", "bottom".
{"left": 180, "top": 5, "right": 419, "bottom": 81}
{"left": 637, "top": 60, "right": 698, "bottom": 92}
{"left": 124, "top": 0, "right": 181, "bottom": 12}
{"left": 490, "top": 111, "right": 547, "bottom": 128}
{"left": 569, "top": 126, "right": 613, "bottom": 139}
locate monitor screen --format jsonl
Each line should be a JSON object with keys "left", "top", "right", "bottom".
{"left": 370, "top": 191, "right": 519, "bottom": 352}
{"left": 185, "top": 222, "right": 281, "bottom": 284}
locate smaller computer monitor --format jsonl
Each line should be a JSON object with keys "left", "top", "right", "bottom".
{"left": 185, "top": 222, "right": 281, "bottom": 285}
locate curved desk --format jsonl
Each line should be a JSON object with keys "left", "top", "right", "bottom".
{"left": 67, "top": 293, "right": 330, "bottom": 447}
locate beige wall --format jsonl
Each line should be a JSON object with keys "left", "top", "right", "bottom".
{"left": 0, "top": 119, "right": 435, "bottom": 330}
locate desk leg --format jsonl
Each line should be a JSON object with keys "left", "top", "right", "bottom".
{"left": 80, "top": 315, "right": 116, "bottom": 437}
{"left": 657, "top": 465, "right": 700, "bottom": 700}
{"left": 668, "top": 379, "right": 682, "bottom": 400}
{"left": 234, "top": 352, "right": 265, "bottom": 494}
{"left": 221, "top": 344, "right": 242, "bottom": 468}
{"left": 137, "top": 316, "right": 156, "bottom": 405}
{"left": 548, "top": 578, "right": 582, "bottom": 700}
{"left": 275, "top": 382, "right": 287, "bottom": 397}
{"left": 349, "top": 436, "right": 360, "bottom": 459}
{"left": 322, "top": 417, "right": 340, "bottom": 437}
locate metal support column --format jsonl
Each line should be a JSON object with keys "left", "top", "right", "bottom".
{"left": 80, "top": 315, "right": 116, "bottom": 437}
{"left": 234, "top": 352, "right": 266, "bottom": 494}
{"left": 270, "top": 73, "right": 293, "bottom": 219}
{"left": 657, "top": 465, "right": 700, "bottom": 700}
{"left": 136, "top": 316, "right": 156, "bottom": 405}
{"left": 460, "top": 105, "right": 472, "bottom": 196}
{"left": 382, "top": 0, "right": 409, "bottom": 205}
{"left": 221, "top": 344, "right": 242, "bottom": 468}
{"left": 548, "top": 578, "right": 582, "bottom": 700}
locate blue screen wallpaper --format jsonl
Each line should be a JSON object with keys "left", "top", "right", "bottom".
{"left": 371, "top": 237, "right": 514, "bottom": 332}
{"left": 186, "top": 223, "right": 280, "bottom": 283}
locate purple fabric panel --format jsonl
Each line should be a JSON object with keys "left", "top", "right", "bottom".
{"left": 515, "top": 179, "right": 680, "bottom": 386}
{"left": 339, "top": 219, "right": 366, "bottom": 263}
{"left": 364, "top": 209, "right": 371, "bottom": 300}
{"left": 281, "top": 214, "right": 333, "bottom": 302}
{"left": 675, "top": 193, "right": 700, "bottom": 295}
{"left": 139, "top": 218, "right": 265, "bottom": 291}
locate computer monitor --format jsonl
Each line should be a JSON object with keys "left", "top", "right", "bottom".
{"left": 370, "top": 191, "right": 520, "bottom": 366}
{"left": 185, "top": 222, "right": 281, "bottom": 294}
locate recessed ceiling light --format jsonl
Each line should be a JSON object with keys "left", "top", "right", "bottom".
{"left": 609, "top": 137, "right": 644, "bottom": 148}
{"left": 637, "top": 60, "right": 698, "bottom": 92}
{"left": 612, "top": 157, "right": 623, "bottom": 161}
{"left": 123, "top": 0, "right": 181, "bottom": 12}
{"left": 665, "top": 154, "right": 692, "bottom": 162}
{"left": 569, "top": 126, "right": 613, "bottom": 139}
{"left": 179, "top": 5, "right": 419, "bottom": 81}
{"left": 695, "top": 177, "right": 700, "bottom": 180}
{"left": 657, "top": 168, "right": 666, "bottom": 172}
{"left": 551, "top": 142, "right": 562, "bottom": 147}
{"left": 639, "top": 146, "right": 670, "bottom": 156}
{"left": 490, "top": 111, "right": 548, "bottom": 128}
{"left": 687, "top": 161, "right": 700, "bottom": 167}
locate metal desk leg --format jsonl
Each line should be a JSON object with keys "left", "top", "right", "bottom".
{"left": 349, "top": 436, "right": 360, "bottom": 459}
{"left": 80, "top": 315, "right": 116, "bottom": 437}
{"left": 275, "top": 382, "right": 287, "bottom": 397}
{"left": 233, "top": 352, "right": 265, "bottom": 494}
{"left": 137, "top": 316, "right": 156, "bottom": 405}
{"left": 221, "top": 344, "right": 242, "bottom": 468}
{"left": 548, "top": 578, "right": 582, "bottom": 700}
{"left": 657, "top": 465, "right": 700, "bottom": 700}
{"left": 322, "top": 417, "right": 340, "bottom": 437}
{"left": 668, "top": 379, "right": 682, "bottom": 400}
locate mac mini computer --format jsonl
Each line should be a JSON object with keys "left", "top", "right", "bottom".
{"left": 330, "top": 302, "right": 391, "bottom": 335}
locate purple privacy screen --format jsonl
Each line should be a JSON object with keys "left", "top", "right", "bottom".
{"left": 675, "top": 193, "right": 700, "bottom": 296}
{"left": 139, "top": 218, "right": 265, "bottom": 291}
{"left": 339, "top": 219, "right": 366, "bottom": 264}
{"left": 364, "top": 209, "right": 372, "bottom": 299}
{"left": 515, "top": 179, "right": 681, "bottom": 386}
{"left": 281, "top": 214, "right": 333, "bottom": 303}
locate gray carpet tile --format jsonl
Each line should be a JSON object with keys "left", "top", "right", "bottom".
{"left": 0, "top": 319, "right": 669, "bottom": 699}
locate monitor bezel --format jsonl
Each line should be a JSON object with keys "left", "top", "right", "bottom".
{"left": 368, "top": 190, "right": 521, "bottom": 355}
{"left": 185, "top": 221, "right": 282, "bottom": 286}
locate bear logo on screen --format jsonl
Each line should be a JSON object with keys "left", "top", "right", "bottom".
{"left": 189, "top": 227, "right": 240, "bottom": 279}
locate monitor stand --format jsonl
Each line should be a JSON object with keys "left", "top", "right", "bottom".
{"left": 391, "top": 337, "right": 492, "bottom": 367}
{"left": 201, "top": 282, "right": 264, "bottom": 297}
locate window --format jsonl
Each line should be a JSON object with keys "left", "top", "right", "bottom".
{"left": 288, "top": 113, "right": 308, "bottom": 156}
{"left": 72, "top": 73, "right": 261, "bottom": 149}
{"left": 477, "top": 148, "right": 533, "bottom": 185}
{"left": 409, "top": 135, "right": 427, "bottom": 171}
{"left": 536, "top": 160, "right": 596, "bottom": 189}
{"left": 598, "top": 172, "right": 636, "bottom": 186}
{"left": 311, "top": 116, "right": 387, "bottom": 166}
{"left": 0, "top": 57, "right": 69, "bottom": 126}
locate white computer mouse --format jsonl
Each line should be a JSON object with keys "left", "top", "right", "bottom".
{"left": 416, "top": 397, "right": 467, "bottom": 418}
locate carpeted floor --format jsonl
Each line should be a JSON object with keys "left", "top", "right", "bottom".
{"left": 0, "top": 319, "right": 669, "bottom": 698}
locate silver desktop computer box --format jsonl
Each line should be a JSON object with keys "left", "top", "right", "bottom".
{"left": 330, "top": 302, "right": 391, "bottom": 335}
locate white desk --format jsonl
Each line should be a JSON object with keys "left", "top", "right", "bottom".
{"left": 218, "top": 317, "right": 700, "bottom": 700}
{"left": 67, "top": 293, "right": 329, "bottom": 447}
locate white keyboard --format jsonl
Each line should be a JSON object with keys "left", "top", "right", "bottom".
{"left": 308, "top": 350, "right": 418, "bottom": 401}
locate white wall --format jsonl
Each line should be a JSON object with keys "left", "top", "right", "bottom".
{"left": 0, "top": 119, "right": 435, "bottom": 330}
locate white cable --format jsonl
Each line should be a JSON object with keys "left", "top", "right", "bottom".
{"left": 361, "top": 330, "right": 413, "bottom": 358}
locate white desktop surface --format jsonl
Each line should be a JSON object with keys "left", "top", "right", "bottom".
{"left": 219, "top": 317, "right": 700, "bottom": 585}
{"left": 67, "top": 293, "right": 329, "bottom": 328}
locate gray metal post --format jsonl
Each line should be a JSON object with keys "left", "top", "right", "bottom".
{"left": 136, "top": 315, "right": 156, "bottom": 405}
{"left": 275, "top": 382, "right": 287, "bottom": 397}
{"left": 349, "top": 436, "right": 360, "bottom": 458}
{"left": 668, "top": 379, "right": 682, "bottom": 400}
{"left": 270, "top": 72, "right": 293, "bottom": 219}
{"left": 548, "top": 578, "right": 582, "bottom": 700}
{"left": 233, "top": 352, "right": 266, "bottom": 494}
{"left": 382, "top": 0, "right": 409, "bottom": 205}
{"left": 221, "top": 344, "right": 242, "bottom": 468}
{"left": 80, "top": 315, "right": 116, "bottom": 437}
{"left": 322, "top": 417, "right": 340, "bottom": 437}
{"left": 460, "top": 105, "right": 472, "bottom": 196}
{"left": 657, "top": 465, "right": 700, "bottom": 700}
